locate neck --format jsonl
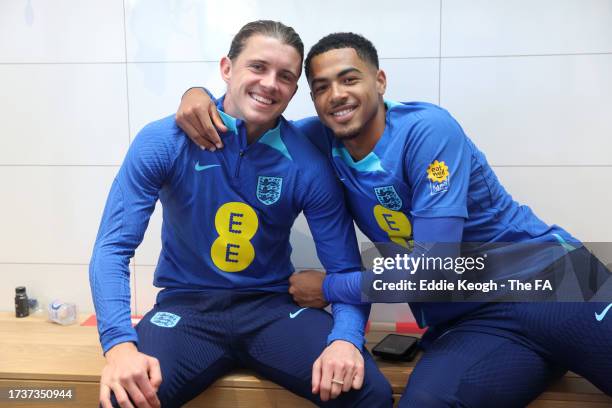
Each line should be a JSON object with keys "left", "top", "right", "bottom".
{"left": 342, "top": 101, "right": 387, "bottom": 161}
{"left": 223, "top": 96, "right": 275, "bottom": 144}
{"left": 245, "top": 122, "right": 274, "bottom": 143}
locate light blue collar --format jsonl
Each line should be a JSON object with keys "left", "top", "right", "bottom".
{"left": 332, "top": 146, "right": 384, "bottom": 172}
{"left": 216, "top": 99, "right": 292, "bottom": 161}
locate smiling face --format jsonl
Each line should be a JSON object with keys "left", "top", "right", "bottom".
{"left": 308, "top": 47, "right": 386, "bottom": 141}
{"left": 221, "top": 34, "right": 301, "bottom": 138}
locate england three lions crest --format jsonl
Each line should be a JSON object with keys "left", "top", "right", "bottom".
{"left": 257, "top": 176, "right": 283, "bottom": 205}
{"left": 374, "top": 185, "right": 403, "bottom": 211}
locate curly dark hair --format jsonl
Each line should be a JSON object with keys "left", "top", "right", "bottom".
{"left": 305, "top": 32, "right": 379, "bottom": 80}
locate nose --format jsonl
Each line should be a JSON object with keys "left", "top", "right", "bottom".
{"left": 260, "top": 71, "right": 279, "bottom": 92}
{"left": 330, "top": 82, "right": 347, "bottom": 103}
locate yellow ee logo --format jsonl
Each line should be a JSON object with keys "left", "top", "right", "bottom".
{"left": 211, "top": 202, "right": 258, "bottom": 272}
{"left": 373, "top": 205, "right": 412, "bottom": 248}
{"left": 427, "top": 160, "right": 449, "bottom": 183}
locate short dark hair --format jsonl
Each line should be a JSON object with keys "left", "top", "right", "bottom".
{"left": 228, "top": 20, "right": 304, "bottom": 67}
{"left": 305, "top": 32, "right": 379, "bottom": 80}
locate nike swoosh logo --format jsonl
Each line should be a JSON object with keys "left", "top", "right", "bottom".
{"left": 195, "top": 162, "right": 220, "bottom": 171}
{"left": 289, "top": 307, "right": 308, "bottom": 319}
{"left": 595, "top": 303, "right": 612, "bottom": 322}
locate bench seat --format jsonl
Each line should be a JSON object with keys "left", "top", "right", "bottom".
{"left": 0, "top": 312, "right": 610, "bottom": 407}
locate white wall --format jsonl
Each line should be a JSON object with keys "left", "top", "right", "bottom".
{"left": 1, "top": 0, "right": 611, "bottom": 323}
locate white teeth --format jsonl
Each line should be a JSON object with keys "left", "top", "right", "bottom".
{"left": 250, "top": 93, "right": 273, "bottom": 105}
{"left": 332, "top": 107, "right": 355, "bottom": 117}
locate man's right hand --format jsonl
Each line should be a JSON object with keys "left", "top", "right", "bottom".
{"left": 176, "top": 87, "right": 227, "bottom": 151}
{"left": 99, "top": 342, "right": 162, "bottom": 408}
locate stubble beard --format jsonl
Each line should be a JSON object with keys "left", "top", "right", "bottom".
{"left": 330, "top": 123, "right": 362, "bottom": 141}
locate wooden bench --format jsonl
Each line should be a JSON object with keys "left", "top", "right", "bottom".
{"left": 0, "top": 312, "right": 610, "bottom": 407}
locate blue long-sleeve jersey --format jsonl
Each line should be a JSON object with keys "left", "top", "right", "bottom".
{"left": 90, "top": 97, "right": 369, "bottom": 354}
{"left": 294, "top": 101, "right": 578, "bottom": 327}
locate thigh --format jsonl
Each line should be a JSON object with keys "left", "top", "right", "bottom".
{"left": 133, "top": 302, "right": 237, "bottom": 407}
{"left": 400, "top": 330, "right": 564, "bottom": 408}
{"left": 515, "top": 301, "right": 612, "bottom": 395}
{"left": 236, "top": 293, "right": 393, "bottom": 408}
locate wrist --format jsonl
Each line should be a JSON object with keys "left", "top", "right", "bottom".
{"left": 105, "top": 342, "right": 137, "bottom": 360}
{"left": 322, "top": 274, "right": 333, "bottom": 302}
{"left": 330, "top": 339, "right": 358, "bottom": 351}
{"left": 327, "top": 332, "right": 364, "bottom": 352}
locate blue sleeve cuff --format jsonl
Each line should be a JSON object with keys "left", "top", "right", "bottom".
{"left": 322, "top": 273, "right": 334, "bottom": 302}
{"left": 102, "top": 332, "right": 139, "bottom": 355}
{"left": 411, "top": 207, "right": 468, "bottom": 219}
{"left": 327, "top": 303, "right": 370, "bottom": 351}
{"left": 323, "top": 272, "right": 365, "bottom": 304}
{"left": 327, "top": 332, "right": 364, "bottom": 351}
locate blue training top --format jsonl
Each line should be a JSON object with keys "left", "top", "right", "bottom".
{"left": 295, "top": 101, "right": 577, "bottom": 327}
{"left": 90, "top": 96, "right": 368, "bottom": 354}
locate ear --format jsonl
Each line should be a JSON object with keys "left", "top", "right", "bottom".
{"left": 375, "top": 69, "right": 387, "bottom": 96}
{"left": 220, "top": 56, "right": 232, "bottom": 84}
{"left": 307, "top": 78, "right": 315, "bottom": 102}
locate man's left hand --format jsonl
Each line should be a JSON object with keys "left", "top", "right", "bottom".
{"left": 312, "top": 340, "right": 364, "bottom": 401}
{"left": 289, "top": 270, "right": 328, "bottom": 308}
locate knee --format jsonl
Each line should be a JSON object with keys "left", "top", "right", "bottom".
{"left": 399, "top": 375, "right": 461, "bottom": 408}
{"left": 156, "top": 383, "right": 183, "bottom": 408}
{"left": 398, "top": 387, "right": 454, "bottom": 408}
{"left": 110, "top": 390, "right": 171, "bottom": 408}
{"left": 355, "top": 370, "right": 394, "bottom": 408}
{"left": 590, "top": 377, "right": 612, "bottom": 397}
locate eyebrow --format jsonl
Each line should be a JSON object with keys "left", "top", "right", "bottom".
{"left": 310, "top": 67, "right": 363, "bottom": 86}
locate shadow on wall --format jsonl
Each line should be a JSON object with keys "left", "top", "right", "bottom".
{"left": 584, "top": 242, "right": 612, "bottom": 271}
{"left": 289, "top": 229, "right": 323, "bottom": 270}
{"left": 24, "top": 0, "right": 34, "bottom": 25}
